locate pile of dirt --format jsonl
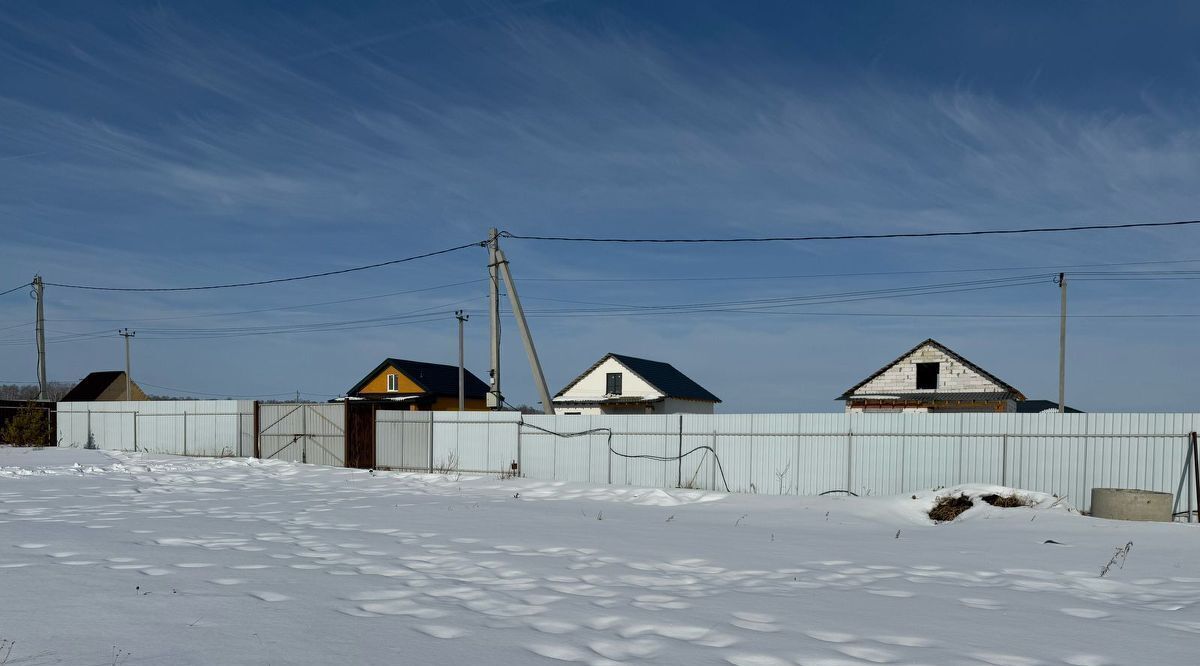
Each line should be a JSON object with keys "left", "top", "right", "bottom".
{"left": 929, "top": 494, "right": 974, "bottom": 522}
{"left": 981, "top": 493, "right": 1029, "bottom": 508}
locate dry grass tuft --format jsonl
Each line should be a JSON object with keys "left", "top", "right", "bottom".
{"left": 928, "top": 494, "right": 974, "bottom": 522}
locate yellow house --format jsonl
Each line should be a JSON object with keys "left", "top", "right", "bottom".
{"left": 344, "top": 358, "right": 489, "bottom": 410}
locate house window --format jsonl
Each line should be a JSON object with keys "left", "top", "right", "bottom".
{"left": 605, "top": 372, "right": 623, "bottom": 395}
{"left": 916, "top": 362, "right": 939, "bottom": 390}
{"left": 386, "top": 373, "right": 398, "bottom": 392}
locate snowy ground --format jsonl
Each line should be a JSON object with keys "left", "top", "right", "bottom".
{"left": 2, "top": 447, "right": 1199, "bottom": 666}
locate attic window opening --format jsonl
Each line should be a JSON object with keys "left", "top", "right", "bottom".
{"left": 606, "top": 372, "right": 623, "bottom": 396}
{"left": 386, "top": 373, "right": 398, "bottom": 392}
{"left": 916, "top": 362, "right": 939, "bottom": 390}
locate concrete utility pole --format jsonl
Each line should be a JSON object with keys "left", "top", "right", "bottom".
{"left": 455, "top": 310, "right": 469, "bottom": 411}
{"left": 119, "top": 329, "right": 135, "bottom": 400}
{"left": 1057, "top": 272, "right": 1066, "bottom": 414}
{"left": 487, "top": 228, "right": 503, "bottom": 410}
{"left": 33, "top": 275, "right": 47, "bottom": 400}
{"left": 493, "top": 242, "right": 555, "bottom": 415}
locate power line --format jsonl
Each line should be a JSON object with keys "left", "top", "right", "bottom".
{"left": 137, "top": 381, "right": 332, "bottom": 399}
{"left": 501, "top": 219, "right": 1200, "bottom": 244}
{"left": 42, "top": 242, "right": 483, "bottom": 292}
{"left": 44, "top": 279, "right": 486, "bottom": 323}
{"left": 518, "top": 274, "right": 1055, "bottom": 314}
{"left": 0, "top": 282, "right": 31, "bottom": 298}
{"left": 520, "top": 258, "right": 1200, "bottom": 283}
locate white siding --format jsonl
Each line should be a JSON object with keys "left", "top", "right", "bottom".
{"left": 556, "top": 357, "right": 662, "bottom": 401}
{"left": 661, "top": 398, "right": 715, "bottom": 414}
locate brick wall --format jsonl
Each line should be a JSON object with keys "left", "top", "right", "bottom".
{"left": 854, "top": 344, "right": 1004, "bottom": 394}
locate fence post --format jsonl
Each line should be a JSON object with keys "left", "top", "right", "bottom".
{"left": 182, "top": 411, "right": 187, "bottom": 456}
{"left": 516, "top": 417, "right": 523, "bottom": 477}
{"left": 677, "top": 414, "right": 683, "bottom": 488}
{"left": 709, "top": 430, "right": 717, "bottom": 491}
{"left": 253, "top": 401, "right": 261, "bottom": 459}
{"left": 845, "top": 431, "right": 853, "bottom": 494}
{"left": 1187, "top": 435, "right": 1195, "bottom": 523}
{"left": 1001, "top": 434, "right": 1008, "bottom": 487}
{"left": 606, "top": 422, "right": 613, "bottom": 485}
{"left": 1191, "top": 432, "right": 1198, "bottom": 523}
{"left": 86, "top": 409, "right": 91, "bottom": 449}
{"left": 133, "top": 411, "right": 139, "bottom": 452}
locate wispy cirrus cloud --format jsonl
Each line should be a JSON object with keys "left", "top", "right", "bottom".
{"left": 0, "top": 2, "right": 1197, "bottom": 409}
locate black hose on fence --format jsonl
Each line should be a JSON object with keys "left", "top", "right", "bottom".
{"left": 517, "top": 420, "right": 732, "bottom": 493}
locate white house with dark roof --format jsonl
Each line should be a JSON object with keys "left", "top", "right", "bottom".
{"left": 553, "top": 353, "right": 721, "bottom": 415}
{"left": 838, "top": 339, "right": 1026, "bottom": 413}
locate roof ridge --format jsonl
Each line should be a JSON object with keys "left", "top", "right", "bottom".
{"left": 836, "top": 338, "right": 1024, "bottom": 401}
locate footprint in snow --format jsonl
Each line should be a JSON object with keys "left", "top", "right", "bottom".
{"left": 414, "top": 625, "right": 468, "bottom": 639}
{"left": 1059, "top": 608, "right": 1111, "bottom": 620}
{"left": 731, "top": 611, "right": 780, "bottom": 633}
{"left": 249, "top": 591, "right": 291, "bottom": 602}
{"left": 804, "top": 630, "right": 856, "bottom": 644}
{"left": 1062, "top": 655, "right": 1113, "bottom": 666}
{"left": 960, "top": 597, "right": 1006, "bottom": 611}
{"left": 836, "top": 644, "right": 898, "bottom": 663}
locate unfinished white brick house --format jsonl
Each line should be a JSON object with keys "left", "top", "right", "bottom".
{"left": 838, "top": 339, "right": 1025, "bottom": 413}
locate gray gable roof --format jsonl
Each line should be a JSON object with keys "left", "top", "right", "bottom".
{"left": 555, "top": 353, "right": 721, "bottom": 403}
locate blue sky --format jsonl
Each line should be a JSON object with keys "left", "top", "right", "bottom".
{"left": 1, "top": 1, "right": 1198, "bottom": 411}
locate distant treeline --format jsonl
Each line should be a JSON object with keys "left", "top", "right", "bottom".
{"left": 0, "top": 382, "right": 74, "bottom": 402}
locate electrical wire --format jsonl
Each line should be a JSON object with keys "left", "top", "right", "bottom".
{"left": 0, "top": 282, "right": 32, "bottom": 298}
{"left": 137, "top": 381, "right": 335, "bottom": 399}
{"left": 508, "top": 309, "right": 1200, "bottom": 320}
{"left": 500, "top": 219, "right": 1200, "bottom": 243}
{"left": 42, "top": 242, "right": 483, "bottom": 292}
{"left": 517, "top": 420, "right": 731, "bottom": 493}
{"left": 519, "top": 258, "right": 1200, "bottom": 283}
{"left": 45, "top": 279, "right": 486, "bottom": 324}
{"left": 512, "top": 275, "right": 1054, "bottom": 316}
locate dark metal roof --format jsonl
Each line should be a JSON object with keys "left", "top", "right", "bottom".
{"left": 554, "top": 353, "right": 721, "bottom": 403}
{"left": 847, "top": 391, "right": 1018, "bottom": 403}
{"left": 837, "top": 338, "right": 1025, "bottom": 401}
{"left": 346, "top": 358, "right": 488, "bottom": 399}
{"left": 1016, "top": 399, "right": 1083, "bottom": 413}
{"left": 61, "top": 371, "right": 125, "bottom": 401}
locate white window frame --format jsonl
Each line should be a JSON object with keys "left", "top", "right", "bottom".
{"left": 387, "top": 373, "right": 398, "bottom": 392}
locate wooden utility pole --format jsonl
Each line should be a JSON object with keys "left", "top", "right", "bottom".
{"left": 1057, "top": 272, "right": 1066, "bottom": 413}
{"left": 487, "top": 228, "right": 502, "bottom": 409}
{"left": 119, "top": 329, "right": 135, "bottom": 400}
{"left": 455, "top": 310, "right": 469, "bottom": 411}
{"left": 33, "top": 275, "right": 47, "bottom": 400}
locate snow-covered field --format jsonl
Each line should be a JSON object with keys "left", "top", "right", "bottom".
{"left": 2, "top": 447, "right": 1198, "bottom": 665}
